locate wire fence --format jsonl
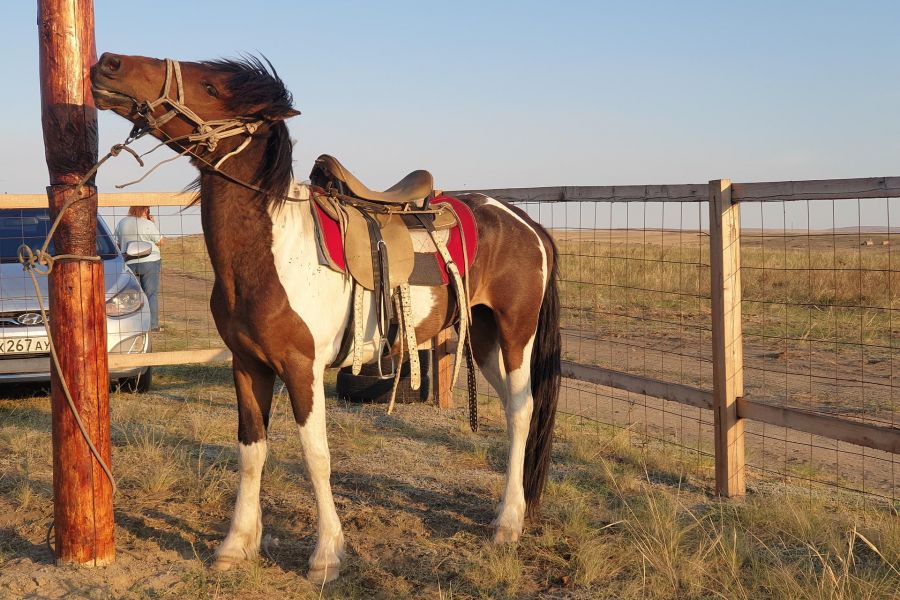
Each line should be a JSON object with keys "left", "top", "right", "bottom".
{"left": 2, "top": 181, "right": 898, "bottom": 502}
{"left": 492, "top": 186, "right": 898, "bottom": 502}
{"left": 490, "top": 196, "right": 719, "bottom": 484}
{"left": 97, "top": 203, "right": 220, "bottom": 354}
{"left": 738, "top": 197, "right": 898, "bottom": 499}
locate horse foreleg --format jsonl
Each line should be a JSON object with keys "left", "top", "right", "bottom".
{"left": 213, "top": 355, "right": 275, "bottom": 570}
{"left": 284, "top": 361, "right": 345, "bottom": 584}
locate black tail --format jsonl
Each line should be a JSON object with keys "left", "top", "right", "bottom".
{"left": 523, "top": 236, "right": 561, "bottom": 520}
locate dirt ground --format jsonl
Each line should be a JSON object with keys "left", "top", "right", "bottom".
{"left": 1, "top": 366, "right": 897, "bottom": 599}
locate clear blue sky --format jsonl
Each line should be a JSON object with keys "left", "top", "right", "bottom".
{"left": 1, "top": 1, "right": 898, "bottom": 198}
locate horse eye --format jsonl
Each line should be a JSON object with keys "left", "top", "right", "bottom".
{"left": 203, "top": 83, "right": 218, "bottom": 97}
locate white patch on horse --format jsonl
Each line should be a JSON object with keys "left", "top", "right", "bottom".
{"left": 493, "top": 332, "right": 536, "bottom": 543}
{"left": 214, "top": 440, "right": 267, "bottom": 568}
{"left": 409, "top": 285, "right": 437, "bottom": 329}
{"left": 270, "top": 183, "right": 437, "bottom": 367}
{"left": 301, "top": 355, "right": 345, "bottom": 583}
{"left": 268, "top": 183, "right": 352, "bottom": 361}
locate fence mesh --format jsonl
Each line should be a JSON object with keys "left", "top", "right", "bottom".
{"left": 739, "top": 197, "right": 898, "bottom": 499}
{"left": 1, "top": 191, "right": 897, "bottom": 501}
{"left": 468, "top": 194, "right": 898, "bottom": 501}
{"left": 457, "top": 197, "right": 718, "bottom": 482}
{"left": 98, "top": 204, "right": 221, "bottom": 353}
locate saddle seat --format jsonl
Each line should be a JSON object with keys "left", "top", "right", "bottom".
{"left": 311, "top": 154, "right": 434, "bottom": 206}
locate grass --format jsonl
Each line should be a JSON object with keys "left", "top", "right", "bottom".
{"left": 0, "top": 368, "right": 897, "bottom": 599}
{"left": 557, "top": 232, "right": 900, "bottom": 347}
{"left": 554, "top": 229, "right": 900, "bottom": 436}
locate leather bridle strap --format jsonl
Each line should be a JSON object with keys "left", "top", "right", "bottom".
{"left": 134, "top": 58, "right": 264, "bottom": 169}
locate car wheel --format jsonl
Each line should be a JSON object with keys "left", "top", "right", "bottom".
{"left": 119, "top": 367, "right": 152, "bottom": 393}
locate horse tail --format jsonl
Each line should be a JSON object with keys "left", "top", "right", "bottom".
{"left": 523, "top": 234, "right": 561, "bottom": 520}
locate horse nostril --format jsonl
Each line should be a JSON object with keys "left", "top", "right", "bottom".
{"left": 103, "top": 55, "right": 121, "bottom": 73}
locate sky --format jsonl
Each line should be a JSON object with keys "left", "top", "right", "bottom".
{"left": 1, "top": 1, "right": 899, "bottom": 229}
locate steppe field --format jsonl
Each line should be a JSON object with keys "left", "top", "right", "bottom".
{"left": 0, "top": 230, "right": 897, "bottom": 599}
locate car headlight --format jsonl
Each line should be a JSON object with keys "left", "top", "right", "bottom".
{"left": 106, "top": 277, "right": 144, "bottom": 317}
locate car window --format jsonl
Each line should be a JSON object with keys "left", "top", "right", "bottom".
{"left": 0, "top": 208, "right": 118, "bottom": 263}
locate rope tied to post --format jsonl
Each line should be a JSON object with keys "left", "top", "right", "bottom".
{"left": 17, "top": 190, "right": 117, "bottom": 496}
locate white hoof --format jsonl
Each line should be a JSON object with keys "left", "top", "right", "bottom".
{"left": 212, "top": 538, "right": 258, "bottom": 571}
{"left": 493, "top": 525, "right": 521, "bottom": 545}
{"left": 308, "top": 563, "right": 341, "bottom": 585}
{"left": 210, "top": 555, "right": 238, "bottom": 572}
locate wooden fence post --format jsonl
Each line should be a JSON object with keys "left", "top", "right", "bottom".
{"left": 709, "top": 179, "right": 746, "bottom": 497}
{"left": 38, "top": 0, "right": 115, "bottom": 565}
{"left": 432, "top": 327, "right": 454, "bottom": 409}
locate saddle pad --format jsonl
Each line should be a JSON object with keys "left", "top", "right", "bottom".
{"left": 312, "top": 196, "right": 478, "bottom": 285}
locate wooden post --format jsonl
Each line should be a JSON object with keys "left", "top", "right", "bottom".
{"left": 432, "top": 327, "right": 454, "bottom": 409}
{"left": 709, "top": 179, "right": 746, "bottom": 497}
{"left": 38, "top": 0, "right": 115, "bottom": 565}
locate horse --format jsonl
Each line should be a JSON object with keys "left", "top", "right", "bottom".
{"left": 90, "top": 53, "right": 560, "bottom": 584}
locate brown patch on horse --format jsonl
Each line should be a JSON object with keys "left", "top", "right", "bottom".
{"left": 412, "top": 285, "right": 454, "bottom": 345}
{"left": 200, "top": 161, "right": 317, "bottom": 429}
{"left": 92, "top": 53, "right": 317, "bottom": 431}
{"left": 457, "top": 193, "right": 561, "bottom": 519}
{"left": 458, "top": 193, "right": 547, "bottom": 373}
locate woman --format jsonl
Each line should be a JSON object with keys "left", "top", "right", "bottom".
{"left": 116, "top": 206, "right": 164, "bottom": 331}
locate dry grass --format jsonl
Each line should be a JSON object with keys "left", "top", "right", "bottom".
{"left": 558, "top": 232, "right": 900, "bottom": 347}
{"left": 3, "top": 369, "right": 896, "bottom": 599}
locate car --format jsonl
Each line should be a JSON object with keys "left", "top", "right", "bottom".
{"left": 0, "top": 208, "right": 153, "bottom": 391}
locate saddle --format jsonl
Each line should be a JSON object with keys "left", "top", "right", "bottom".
{"left": 309, "top": 154, "right": 474, "bottom": 290}
{"left": 311, "top": 154, "right": 434, "bottom": 206}
{"left": 308, "top": 154, "right": 477, "bottom": 410}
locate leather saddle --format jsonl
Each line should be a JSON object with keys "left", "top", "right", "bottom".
{"left": 309, "top": 154, "right": 456, "bottom": 292}
{"left": 308, "top": 155, "right": 476, "bottom": 400}
{"left": 310, "top": 154, "right": 434, "bottom": 207}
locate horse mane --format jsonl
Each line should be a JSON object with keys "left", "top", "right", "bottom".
{"left": 190, "top": 55, "right": 296, "bottom": 208}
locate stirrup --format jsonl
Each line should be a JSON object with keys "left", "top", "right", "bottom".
{"left": 375, "top": 337, "right": 395, "bottom": 380}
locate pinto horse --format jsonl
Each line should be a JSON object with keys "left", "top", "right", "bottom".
{"left": 90, "top": 53, "right": 560, "bottom": 583}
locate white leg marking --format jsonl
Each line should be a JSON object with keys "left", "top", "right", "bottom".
{"left": 213, "top": 440, "right": 267, "bottom": 569}
{"left": 300, "top": 361, "right": 345, "bottom": 584}
{"left": 494, "top": 334, "right": 536, "bottom": 544}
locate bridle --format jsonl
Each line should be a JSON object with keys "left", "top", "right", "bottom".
{"left": 94, "top": 57, "right": 304, "bottom": 200}
{"left": 131, "top": 58, "right": 265, "bottom": 170}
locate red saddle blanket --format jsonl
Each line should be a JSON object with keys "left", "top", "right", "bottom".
{"left": 313, "top": 196, "right": 478, "bottom": 286}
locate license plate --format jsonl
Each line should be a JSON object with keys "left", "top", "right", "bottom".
{"left": 0, "top": 338, "right": 51, "bottom": 355}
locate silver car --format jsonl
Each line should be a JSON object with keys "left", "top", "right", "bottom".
{"left": 0, "top": 208, "right": 152, "bottom": 391}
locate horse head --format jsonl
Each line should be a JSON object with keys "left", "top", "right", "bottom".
{"left": 90, "top": 53, "right": 299, "bottom": 166}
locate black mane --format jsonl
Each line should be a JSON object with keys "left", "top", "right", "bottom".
{"left": 196, "top": 56, "right": 296, "bottom": 206}
{"left": 201, "top": 56, "right": 295, "bottom": 120}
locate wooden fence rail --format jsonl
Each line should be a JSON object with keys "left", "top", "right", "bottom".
{"left": 3, "top": 176, "right": 899, "bottom": 498}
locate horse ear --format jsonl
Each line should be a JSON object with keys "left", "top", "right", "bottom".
{"left": 267, "top": 108, "right": 300, "bottom": 121}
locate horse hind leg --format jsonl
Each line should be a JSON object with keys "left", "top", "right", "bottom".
{"left": 282, "top": 357, "right": 345, "bottom": 585}
{"left": 470, "top": 305, "right": 533, "bottom": 544}
{"left": 212, "top": 354, "right": 275, "bottom": 571}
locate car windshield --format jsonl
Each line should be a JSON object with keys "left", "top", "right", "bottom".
{"left": 0, "top": 208, "right": 118, "bottom": 263}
